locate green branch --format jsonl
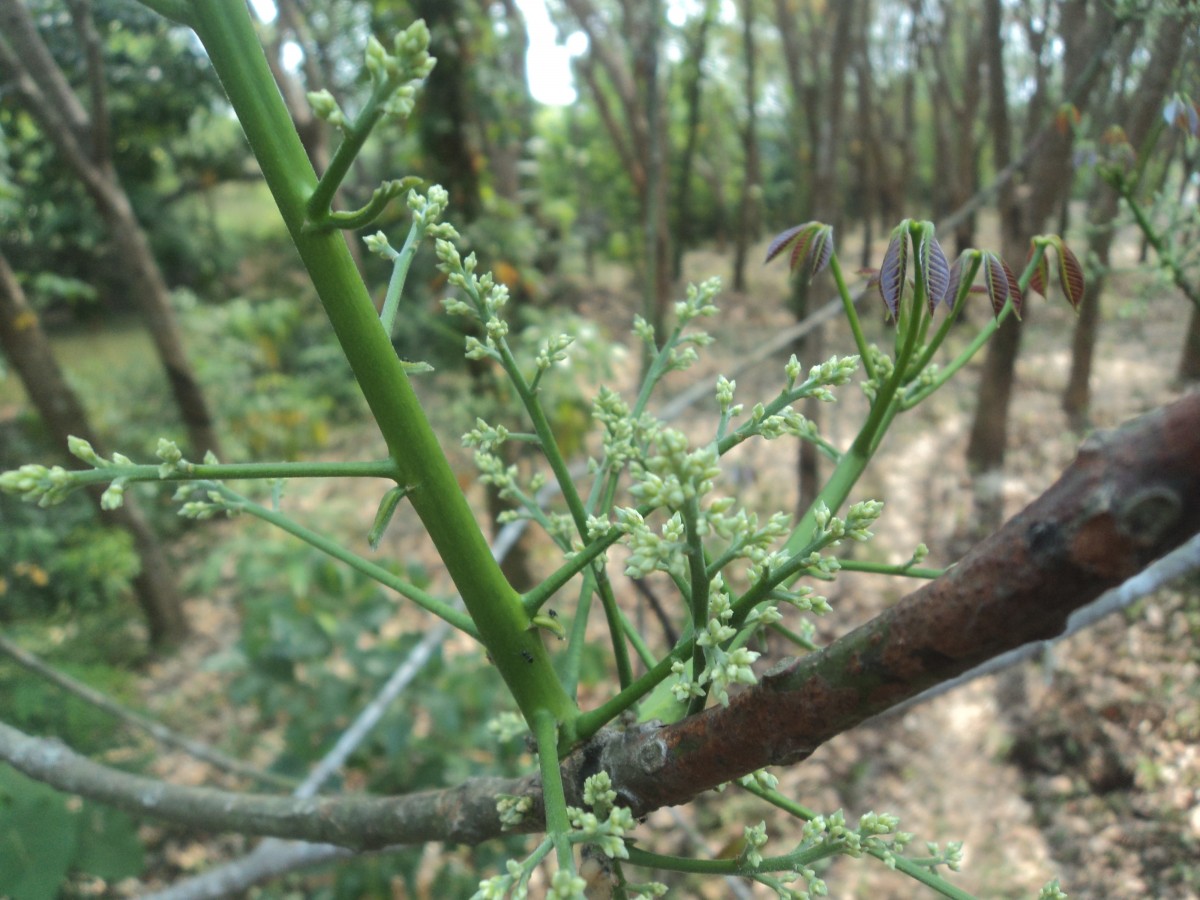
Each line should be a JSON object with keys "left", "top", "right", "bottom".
{"left": 184, "top": 1, "right": 574, "bottom": 726}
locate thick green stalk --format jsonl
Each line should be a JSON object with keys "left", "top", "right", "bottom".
{"left": 184, "top": 1, "right": 573, "bottom": 725}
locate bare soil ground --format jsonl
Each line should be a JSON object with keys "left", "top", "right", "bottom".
{"left": 129, "top": 222, "right": 1199, "bottom": 899}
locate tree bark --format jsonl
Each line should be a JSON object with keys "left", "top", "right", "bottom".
{"left": 0, "top": 0, "right": 222, "bottom": 460}
{"left": 4, "top": 391, "right": 1198, "bottom": 846}
{"left": 0, "top": 251, "right": 188, "bottom": 647}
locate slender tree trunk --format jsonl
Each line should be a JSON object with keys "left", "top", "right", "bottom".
{"left": 1064, "top": 16, "right": 1189, "bottom": 424}
{"left": 1180, "top": 307, "right": 1200, "bottom": 382}
{"left": 671, "top": 0, "right": 718, "bottom": 280}
{"left": 0, "top": 1, "right": 222, "bottom": 460}
{"left": 967, "top": 0, "right": 1118, "bottom": 528}
{"left": 0, "top": 252, "right": 188, "bottom": 647}
{"left": 732, "top": 0, "right": 761, "bottom": 292}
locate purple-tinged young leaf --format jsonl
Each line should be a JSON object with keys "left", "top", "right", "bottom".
{"left": 807, "top": 225, "right": 834, "bottom": 279}
{"left": 982, "top": 252, "right": 1009, "bottom": 319}
{"left": 879, "top": 229, "right": 908, "bottom": 317}
{"left": 943, "top": 255, "right": 967, "bottom": 312}
{"left": 1027, "top": 243, "right": 1050, "bottom": 298}
{"left": 999, "top": 256, "right": 1023, "bottom": 319}
{"left": 918, "top": 229, "right": 951, "bottom": 313}
{"left": 1057, "top": 241, "right": 1086, "bottom": 310}
{"left": 765, "top": 223, "right": 812, "bottom": 265}
{"left": 765, "top": 222, "right": 834, "bottom": 284}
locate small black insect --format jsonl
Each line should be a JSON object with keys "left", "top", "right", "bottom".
{"left": 520, "top": 649, "right": 535, "bottom": 664}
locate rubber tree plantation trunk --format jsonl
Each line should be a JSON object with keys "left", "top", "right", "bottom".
{"left": 0, "top": 251, "right": 188, "bottom": 647}
{"left": 966, "top": 0, "right": 1119, "bottom": 530}
{"left": 0, "top": 1, "right": 222, "bottom": 460}
{"left": 1062, "top": 15, "right": 1188, "bottom": 429}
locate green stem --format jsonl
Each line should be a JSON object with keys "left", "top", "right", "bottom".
{"left": 63, "top": 459, "right": 399, "bottom": 491}
{"left": 767, "top": 621, "right": 819, "bottom": 652}
{"left": 829, "top": 253, "right": 874, "bottom": 380}
{"left": 379, "top": 219, "right": 422, "bottom": 336}
{"left": 306, "top": 91, "right": 405, "bottom": 226}
{"left": 905, "top": 245, "right": 1046, "bottom": 409}
{"left": 564, "top": 638, "right": 693, "bottom": 747}
{"left": 533, "top": 709, "right": 574, "bottom": 872}
{"left": 834, "top": 560, "right": 944, "bottom": 578}
{"left": 185, "top": 1, "right": 574, "bottom": 725}
{"left": 742, "top": 784, "right": 979, "bottom": 900}
{"left": 209, "top": 484, "right": 477, "bottom": 635}
{"left": 522, "top": 531, "right": 623, "bottom": 615}
{"left": 907, "top": 255, "right": 983, "bottom": 378}
{"left": 560, "top": 570, "right": 597, "bottom": 699}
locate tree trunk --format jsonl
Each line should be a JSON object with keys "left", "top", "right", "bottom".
{"left": 1063, "top": 15, "right": 1189, "bottom": 425}
{"left": 561, "top": 0, "right": 671, "bottom": 340}
{"left": 967, "top": 0, "right": 1118, "bottom": 528}
{"left": 671, "top": 0, "right": 718, "bottom": 280}
{"left": 1179, "top": 306, "right": 1200, "bottom": 383}
{"left": 0, "top": 252, "right": 188, "bottom": 647}
{"left": 0, "top": 1, "right": 222, "bottom": 460}
{"left": 732, "top": 0, "right": 761, "bottom": 293}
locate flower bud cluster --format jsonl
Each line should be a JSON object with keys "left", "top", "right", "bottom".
{"left": 305, "top": 89, "right": 347, "bottom": 131}
{"left": 407, "top": 185, "right": 458, "bottom": 240}
{"left": 593, "top": 387, "right": 651, "bottom": 468}
{"left": 0, "top": 463, "right": 75, "bottom": 507}
{"left": 437, "top": 239, "right": 512, "bottom": 363}
{"left": 674, "top": 276, "right": 721, "bottom": 325}
{"left": 860, "top": 346, "right": 894, "bottom": 402}
{"left": 462, "top": 418, "right": 510, "bottom": 453}
{"left": 629, "top": 427, "right": 720, "bottom": 509}
{"left": 741, "top": 820, "right": 769, "bottom": 868}
{"left": 668, "top": 583, "right": 762, "bottom": 706}
{"left": 811, "top": 499, "right": 884, "bottom": 545}
{"left": 364, "top": 20, "right": 437, "bottom": 122}
{"left": 175, "top": 486, "right": 240, "bottom": 521}
{"left": 535, "top": 333, "right": 575, "bottom": 373}
{"left": 798, "top": 808, "right": 913, "bottom": 865}
{"left": 495, "top": 793, "right": 533, "bottom": 830}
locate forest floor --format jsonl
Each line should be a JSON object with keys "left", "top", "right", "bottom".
{"left": 118, "top": 220, "right": 1200, "bottom": 899}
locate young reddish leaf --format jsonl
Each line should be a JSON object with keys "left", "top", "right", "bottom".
{"left": 943, "top": 254, "right": 967, "bottom": 311}
{"left": 1026, "top": 243, "right": 1050, "bottom": 298}
{"left": 806, "top": 225, "right": 835, "bottom": 280}
{"left": 999, "top": 255, "right": 1023, "bottom": 319}
{"left": 765, "top": 222, "right": 834, "bottom": 283}
{"left": 765, "top": 223, "right": 813, "bottom": 265}
{"left": 981, "top": 252, "right": 1010, "bottom": 319}
{"left": 1057, "top": 241, "right": 1086, "bottom": 310}
{"left": 878, "top": 226, "right": 909, "bottom": 317}
{"left": 918, "top": 227, "right": 951, "bottom": 313}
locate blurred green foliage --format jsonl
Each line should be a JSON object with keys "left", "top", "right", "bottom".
{"left": 0, "top": 768, "right": 144, "bottom": 900}
{"left": 183, "top": 292, "right": 365, "bottom": 461}
{"left": 0, "top": 0, "right": 250, "bottom": 311}
{"left": 185, "top": 525, "right": 534, "bottom": 896}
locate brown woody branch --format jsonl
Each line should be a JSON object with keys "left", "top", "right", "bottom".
{"left": 1, "top": 393, "right": 1197, "bottom": 848}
